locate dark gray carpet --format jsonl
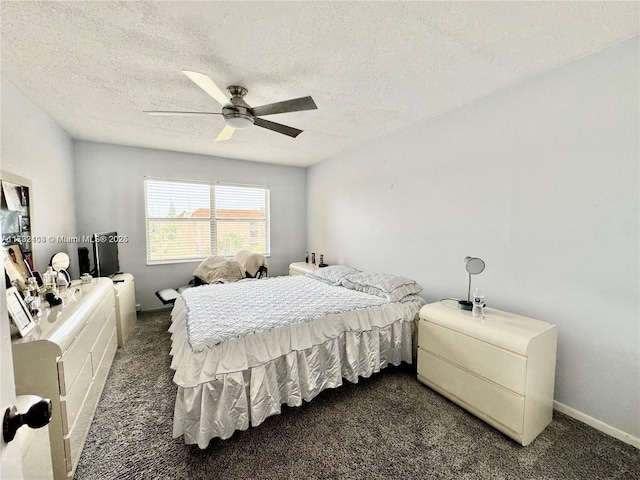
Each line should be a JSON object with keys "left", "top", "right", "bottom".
{"left": 75, "top": 311, "right": 639, "bottom": 480}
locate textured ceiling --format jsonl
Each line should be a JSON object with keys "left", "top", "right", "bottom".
{"left": 1, "top": 1, "right": 638, "bottom": 167}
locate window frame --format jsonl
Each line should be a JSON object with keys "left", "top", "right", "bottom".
{"left": 144, "top": 177, "right": 270, "bottom": 265}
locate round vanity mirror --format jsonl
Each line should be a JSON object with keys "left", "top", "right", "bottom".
{"left": 50, "top": 252, "right": 70, "bottom": 272}
{"left": 465, "top": 256, "right": 485, "bottom": 275}
{"left": 50, "top": 252, "right": 71, "bottom": 288}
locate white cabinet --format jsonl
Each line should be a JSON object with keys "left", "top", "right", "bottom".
{"left": 417, "top": 300, "right": 557, "bottom": 446}
{"left": 111, "top": 273, "right": 136, "bottom": 347}
{"left": 289, "top": 262, "right": 319, "bottom": 275}
{"left": 11, "top": 278, "right": 117, "bottom": 479}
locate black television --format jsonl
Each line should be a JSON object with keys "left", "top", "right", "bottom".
{"left": 91, "top": 231, "right": 121, "bottom": 277}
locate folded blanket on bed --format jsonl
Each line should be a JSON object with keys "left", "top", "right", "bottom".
{"left": 181, "top": 275, "right": 391, "bottom": 352}
{"left": 192, "top": 255, "right": 244, "bottom": 284}
{"left": 234, "top": 250, "right": 268, "bottom": 277}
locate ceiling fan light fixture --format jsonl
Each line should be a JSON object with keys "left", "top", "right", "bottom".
{"left": 146, "top": 72, "right": 317, "bottom": 139}
{"left": 225, "top": 115, "right": 254, "bottom": 129}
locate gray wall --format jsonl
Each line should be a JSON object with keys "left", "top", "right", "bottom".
{"left": 307, "top": 39, "right": 639, "bottom": 438}
{"left": 73, "top": 141, "right": 307, "bottom": 310}
{"left": 1, "top": 78, "right": 79, "bottom": 275}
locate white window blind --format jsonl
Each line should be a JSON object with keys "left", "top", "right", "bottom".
{"left": 145, "top": 178, "right": 270, "bottom": 264}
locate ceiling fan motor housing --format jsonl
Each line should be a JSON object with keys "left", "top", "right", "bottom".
{"left": 223, "top": 86, "right": 254, "bottom": 128}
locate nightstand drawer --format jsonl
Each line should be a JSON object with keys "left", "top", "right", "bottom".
{"left": 418, "top": 349, "right": 525, "bottom": 435}
{"left": 289, "top": 262, "right": 319, "bottom": 275}
{"left": 419, "top": 320, "right": 527, "bottom": 395}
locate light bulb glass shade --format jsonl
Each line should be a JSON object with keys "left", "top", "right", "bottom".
{"left": 225, "top": 116, "right": 254, "bottom": 129}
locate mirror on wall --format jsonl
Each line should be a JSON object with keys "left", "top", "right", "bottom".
{"left": 1, "top": 171, "right": 35, "bottom": 290}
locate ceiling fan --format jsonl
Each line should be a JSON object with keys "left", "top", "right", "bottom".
{"left": 144, "top": 70, "right": 317, "bottom": 141}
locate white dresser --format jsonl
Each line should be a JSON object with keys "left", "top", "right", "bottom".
{"left": 289, "top": 261, "right": 319, "bottom": 275}
{"left": 417, "top": 300, "right": 557, "bottom": 446}
{"left": 11, "top": 278, "right": 117, "bottom": 479}
{"left": 111, "top": 273, "right": 137, "bottom": 347}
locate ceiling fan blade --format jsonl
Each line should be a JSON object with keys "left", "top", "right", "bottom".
{"left": 253, "top": 118, "right": 303, "bottom": 138}
{"left": 144, "top": 111, "right": 222, "bottom": 116}
{"left": 182, "top": 70, "right": 230, "bottom": 107}
{"left": 215, "top": 125, "right": 235, "bottom": 142}
{"left": 251, "top": 96, "right": 317, "bottom": 117}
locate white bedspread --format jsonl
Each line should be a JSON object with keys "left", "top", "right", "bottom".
{"left": 181, "top": 275, "right": 389, "bottom": 352}
{"left": 169, "top": 275, "right": 425, "bottom": 448}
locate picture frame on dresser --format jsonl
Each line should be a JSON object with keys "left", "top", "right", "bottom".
{"left": 3, "top": 243, "right": 32, "bottom": 291}
{"left": 6, "top": 286, "right": 36, "bottom": 337}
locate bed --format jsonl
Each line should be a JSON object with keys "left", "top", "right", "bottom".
{"left": 168, "top": 265, "right": 426, "bottom": 448}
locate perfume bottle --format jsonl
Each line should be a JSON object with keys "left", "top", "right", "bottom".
{"left": 43, "top": 267, "right": 57, "bottom": 292}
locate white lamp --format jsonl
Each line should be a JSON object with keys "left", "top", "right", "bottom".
{"left": 458, "top": 256, "right": 485, "bottom": 311}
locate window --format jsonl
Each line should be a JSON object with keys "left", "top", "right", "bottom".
{"left": 145, "top": 178, "right": 270, "bottom": 264}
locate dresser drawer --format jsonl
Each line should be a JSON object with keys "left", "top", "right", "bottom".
{"left": 419, "top": 320, "right": 527, "bottom": 395}
{"left": 60, "top": 354, "right": 93, "bottom": 435}
{"left": 67, "top": 327, "right": 117, "bottom": 474}
{"left": 59, "top": 308, "right": 105, "bottom": 395}
{"left": 92, "top": 311, "right": 116, "bottom": 375}
{"left": 418, "top": 349, "right": 525, "bottom": 435}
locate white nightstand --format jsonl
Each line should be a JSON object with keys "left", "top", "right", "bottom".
{"left": 289, "top": 262, "right": 319, "bottom": 275}
{"left": 417, "top": 300, "right": 557, "bottom": 446}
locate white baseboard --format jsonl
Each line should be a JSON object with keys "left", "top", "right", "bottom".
{"left": 554, "top": 401, "right": 640, "bottom": 449}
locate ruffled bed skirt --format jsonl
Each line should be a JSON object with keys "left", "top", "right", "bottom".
{"left": 173, "top": 318, "right": 416, "bottom": 448}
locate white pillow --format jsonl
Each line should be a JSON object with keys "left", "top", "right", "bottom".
{"left": 306, "top": 265, "right": 358, "bottom": 286}
{"left": 342, "top": 271, "right": 422, "bottom": 302}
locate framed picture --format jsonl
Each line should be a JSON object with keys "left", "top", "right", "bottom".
{"left": 19, "top": 215, "right": 30, "bottom": 233}
{"left": 6, "top": 287, "right": 36, "bottom": 337}
{"left": 3, "top": 244, "right": 31, "bottom": 290}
